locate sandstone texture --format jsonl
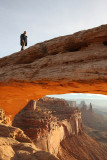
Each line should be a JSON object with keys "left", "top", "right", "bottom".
{"left": 0, "top": 108, "right": 11, "bottom": 125}
{"left": 12, "top": 98, "right": 82, "bottom": 156}
{"left": 0, "top": 108, "right": 7, "bottom": 124}
{"left": 0, "top": 25, "right": 107, "bottom": 117}
{"left": 58, "top": 132, "right": 107, "bottom": 160}
{"left": 0, "top": 24, "right": 107, "bottom": 160}
{"left": 0, "top": 123, "right": 59, "bottom": 160}
{"left": 12, "top": 97, "right": 107, "bottom": 159}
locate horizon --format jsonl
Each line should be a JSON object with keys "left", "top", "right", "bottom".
{"left": 47, "top": 93, "right": 107, "bottom": 108}
{"left": 0, "top": 0, "right": 107, "bottom": 58}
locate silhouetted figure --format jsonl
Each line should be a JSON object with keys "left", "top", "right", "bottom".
{"left": 20, "top": 31, "right": 27, "bottom": 50}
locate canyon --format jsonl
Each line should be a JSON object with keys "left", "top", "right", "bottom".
{"left": 12, "top": 97, "right": 107, "bottom": 160}
{"left": 0, "top": 24, "right": 107, "bottom": 159}
{"left": 0, "top": 107, "right": 59, "bottom": 160}
{"left": 79, "top": 101, "right": 107, "bottom": 145}
{"left": 12, "top": 98, "right": 82, "bottom": 156}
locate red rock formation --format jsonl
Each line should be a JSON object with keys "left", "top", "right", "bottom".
{"left": 13, "top": 98, "right": 82, "bottom": 155}
{"left": 1, "top": 25, "right": 107, "bottom": 159}
{"left": 0, "top": 25, "right": 107, "bottom": 118}
{"left": 12, "top": 97, "right": 107, "bottom": 159}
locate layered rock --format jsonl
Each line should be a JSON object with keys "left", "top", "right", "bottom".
{"left": 0, "top": 123, "right": 32, "bottom": 143}
{"left": 0, "top": 108, "right": 11, "bottom": 125}
{"left": 0, "top": 108, "right": 6, "bottom": 124}
{"left": 0, "top": 123, "right": 59, "bottom": 160}
{"left": 12, "top": 97, "right": 107, "bottom": 159}
{"left": 58, "top": 132, "right": 107, "bottom": 160}
{"left": 0, "top": 25, "right": 107, "bottom": 118}
{"left": 13, "top": 98, "right": 82, "bottom": 156}
{"left": 0, "top": 25, "right": 107, "bottom": 159}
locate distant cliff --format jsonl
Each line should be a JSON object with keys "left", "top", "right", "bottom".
{"left": 80, "top": 101, "right": 107, "bottom": 131}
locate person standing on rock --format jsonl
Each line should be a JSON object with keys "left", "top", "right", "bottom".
{"left": 20, "top": 31, "right": 27, "bottom": 51}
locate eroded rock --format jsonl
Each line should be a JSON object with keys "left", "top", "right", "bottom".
{"left": 0, "top": 124, "right": 59, "bottom": 160}
{"left": 12, "top": 97, "right": 107, "bottom": 159}
{"left": 0, "top": 108, "right": 11, "bottom": 125}
{"left": 0, "top": 25, "right": 107, "bottom": 118}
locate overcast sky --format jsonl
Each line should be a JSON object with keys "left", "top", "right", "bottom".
{"left": 0, "top": 0, "right": 107, "bottom": 58}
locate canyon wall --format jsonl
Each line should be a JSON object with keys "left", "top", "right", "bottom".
{"left": 12, "top": 97, "right": 107, "bottom": 160}
{"left": 12, "top": 97, "right": 82, "bottom": 156}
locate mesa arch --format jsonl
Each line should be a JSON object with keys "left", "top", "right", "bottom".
{"left": 0, "top": 24, "right": 107, "bottom": 118}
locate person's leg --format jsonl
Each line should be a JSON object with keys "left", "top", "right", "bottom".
{"left": 21, "top": 42, "right": 25, "bottom": 50}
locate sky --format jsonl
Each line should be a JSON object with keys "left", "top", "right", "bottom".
{"left": 47, "top": 93, "right": 107, "bottom": 108}
{"left": 0, "top": 0, "right": 107, "bottom": 58}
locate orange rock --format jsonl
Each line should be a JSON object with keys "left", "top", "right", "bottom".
{"left": 0, "top": 25, "right": 107, "bottom": 118}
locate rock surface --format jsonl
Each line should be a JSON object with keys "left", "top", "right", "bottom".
{"left": 1, "top": 25, "right": 107, "bottom": 160}
{"left": 12, "top": 97, "right": 107, "bottom": 159}
{"left": 13, "top": 98, "right": 82, "bottom": 156}
{"left": 0, "top": 123, "right": 59, "bottom": 160}
{"left": 0, "top": 108, "right": 7, "bottom": 124}
{"left": 0, "top": 25, "right": 107, "bottom": 117}
{"left": 58, "top": 132, "right": 107, "bottom": 160}
{"left": 0, "top": 108, "right": 11, "bottom": 125}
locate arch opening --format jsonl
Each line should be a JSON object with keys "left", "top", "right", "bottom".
{"left": 45, "top": 93, "right": 107, "bottom": 144}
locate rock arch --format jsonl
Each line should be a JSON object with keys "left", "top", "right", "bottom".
{"left": 0, "top": 24, "right": 107, "bottom": 118}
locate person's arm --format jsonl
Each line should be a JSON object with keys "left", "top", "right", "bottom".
{"left": 25, "top": 36, "right": 27, "bottom": 46}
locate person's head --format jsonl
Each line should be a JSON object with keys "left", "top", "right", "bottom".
{"left": 24, "top": 31, "right": 26, "bottom": 35}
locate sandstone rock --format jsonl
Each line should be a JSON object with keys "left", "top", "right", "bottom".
{"left": 12, "top": 97, "right": 82, "bottom": 156}
{"left": 0, "top": 25, "right": 107, "bottom": 118}
{"left": 21, "top": 100, "right": 36, "bottom": 111}
{"left": 0, "top": 108, "right": 6, "bottom": 123}
{"left": 0, "top": 123, "right": 32, "bottom": 143}
{"left": 0, "top": 108, "right": 11, "bottom": 125}
{"left": 0, "top": 124, "right": 59, "bottom": 160}
{"left": 58, "top": 132, "right": 107, "bottom": 160}
{"left": 12, "top": 97, "right": 107, "bottom": 159}
{"left": 0, "top": 137, "right": 59, "bottom": 160}
{"left": 34, "top": 151, "right": 60, "bottom": 160}
{"left": 0, "top": 24, "right": 107, "bottom": 159}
